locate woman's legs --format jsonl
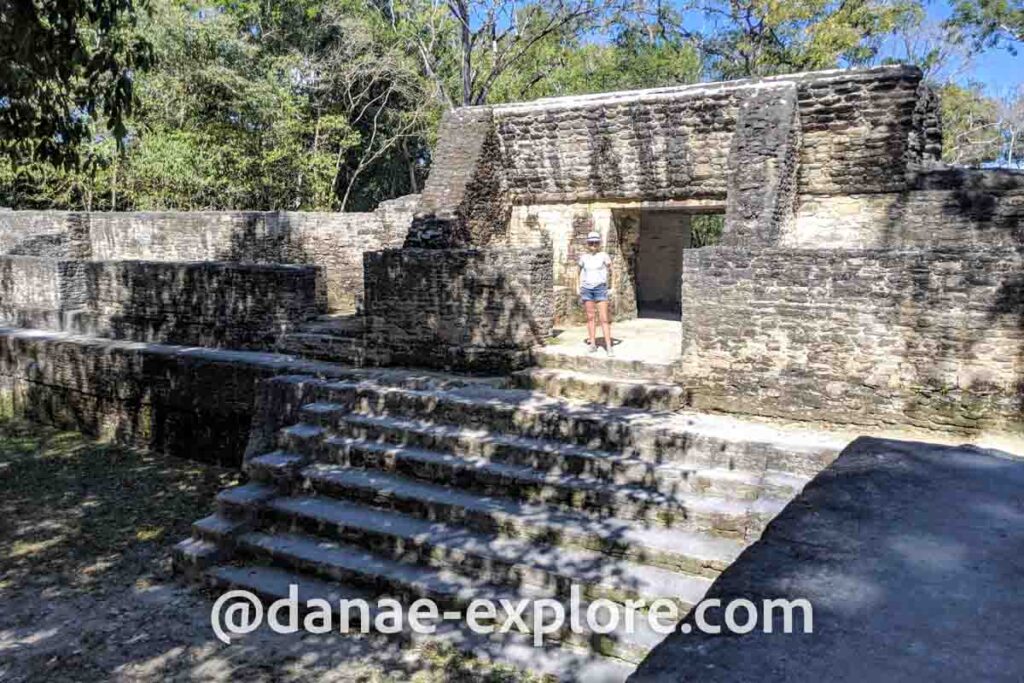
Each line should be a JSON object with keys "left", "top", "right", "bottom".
{"left": 584, "top": 300, "right": 597, "bottom": 347}
{"left": 597, "top": 300, "right": 612, "bottom": 351}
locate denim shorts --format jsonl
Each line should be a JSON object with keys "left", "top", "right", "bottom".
{"left": 580, "top": 283, "right": 609, "bottom": 303}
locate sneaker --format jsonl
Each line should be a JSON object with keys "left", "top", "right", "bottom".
{"left": 587, "top": 343, "right": 598, "bottom": 354}
{"left": 605, "top": 347, "right": 615, "bottom": 358}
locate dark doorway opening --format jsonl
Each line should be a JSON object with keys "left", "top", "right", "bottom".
{"left": 635, "top": 210, "right": 723, "bottom": 318}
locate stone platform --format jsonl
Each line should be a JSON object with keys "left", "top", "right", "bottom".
{"left": 512, "top": 318, "right": 685, "bottom": 410}
{"left": 541, "top": 318, "right": 681, "bottom": 371}
{"left": 632, "top": 437, "right": 1024, "bottom": 681}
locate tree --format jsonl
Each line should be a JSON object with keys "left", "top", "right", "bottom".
{"left": 948, "top": 0, "right": 1024, "bottom": 53}
{"left": 371, "top": 0, "right": 629, "bottom": 106}
{"left": 996, "top": 86, "right": 1024, "bottom": 167}
{"left": 938, "top": 82, "right": 1004, "bottom": 166}
{"left": 486, "top": 15, "right": 703, "bottom": 102}
{"left": 0, "top": 0, "right": 151, "bottom": 166}
{"left": 692, "top": 0, "right": 918, "bottom": 78}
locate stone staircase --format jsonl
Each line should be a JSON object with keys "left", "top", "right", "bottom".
{"left": 176, "top": 375, "right": 843, "bottom": 680}
{"left": 277, "top": 313, "right": 368, "bottom": 365}
{"left": 513, "top": 344, "right": 686, "bottom": 411}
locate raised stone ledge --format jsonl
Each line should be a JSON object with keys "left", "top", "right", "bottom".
{"left": 0, "top": 256, "right": 324, "bottom": 349}
{"left": 0, "top": 327, "right": 498, "bottom": 466}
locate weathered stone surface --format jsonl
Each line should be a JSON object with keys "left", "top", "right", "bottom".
{"left": 410, "top": 109, "right": 510, "bottom": 248}
{"left": 786, "top": 169, "right": 1024, "bottom": 248}
{"left": 414, "top": 66, "right": 937, "bottom": 249}
{"left": 0, "top": 256, "right": 323, "bottom": 349}
{"left": 0, "top": 329, "right": 498, "bottom": 466}
{"left": 679, "top": 246, "right": 1024, "bottom": 432}
{"left": 722, "top": 83, "right": 800, "bottom": 246}
{"left": 0, "top": 196, "right": 418, "bottom": 312}
{"left": 633, "top": 437, "right": 1024, "bottom": 682}
{"left": 363, "top": 247, "right": 554, "bottom": 371}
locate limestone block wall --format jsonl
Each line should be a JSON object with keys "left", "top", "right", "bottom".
{"left": 0, "top": 195, "right": 418, "bottom": 312}
{"left": 497, "top": 66, "right": 928, "bottom": 203}
{"left": 416, "top": 66, "right": 933, "bottom": 250}
{"left": 493, "top": 86, "right": 739, "bottom": 204}
{"left": 679, "top": 246, "right": 1024, "bottom": 432}
{"left": 0, "top": 329, "right": 385, "bottom": 465}
{"left": 0, "top": 256, "right": 323, "bottom": 349}
{"left": 785, "top": 169, "right": 1024, "bottom": 248}
{"left": 792, "top": 67, "right": 930, "bottom": 196}
{"left": 410, "top": 109, "right": 510, "bottom": 248}
{"left": 721, "top": 83, "right": 800, "bottom": 246}
{"left": 363, "top": 247, "right": 553, "bottom": 371}
{"left": 0, "top": 256, "right": 64, "bottom": 327}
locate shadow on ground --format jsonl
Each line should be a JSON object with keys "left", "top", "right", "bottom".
{"left": 0, "top": 419, "right": 534, "bottom": 682}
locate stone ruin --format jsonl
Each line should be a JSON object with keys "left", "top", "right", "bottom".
{"left": 0, "top": 64, "right": 1022, "bottom": 679}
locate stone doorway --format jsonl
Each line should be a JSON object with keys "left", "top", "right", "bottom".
{"left": 632, "top": 210, "right": 723, "bottom": 318}
{"left": 635, "top": 211, "right": 690, "bottom": 318}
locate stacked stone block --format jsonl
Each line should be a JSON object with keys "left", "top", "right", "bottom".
{"left": 680, "top": 246, "right": 1024, "bottom": 432}
{"left": 0, "top": 195, "right": 418, "bottom": 312}
{"left": 363, "top": 247, "right": 554, "bottom": 372}
{"left": 0, "top": 257, "right": 323, "bottom": 349}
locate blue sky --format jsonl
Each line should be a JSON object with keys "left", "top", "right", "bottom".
{"left": 926, "top": 1, "right": 1021, "bottom": 93}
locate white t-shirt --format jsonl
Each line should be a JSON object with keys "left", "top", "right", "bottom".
{"left": 579, "top": 252, "right": 611, "bottom": 289}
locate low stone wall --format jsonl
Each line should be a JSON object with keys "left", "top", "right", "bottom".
{"left": 0, "top": 329, "right": 381, "bottom": 465}
{"left": 680, "top": 246, "right": 1024, "bottom": 432}
{"left": 0, "top": 196, "right": 418, "bottom": 311}
{"left": 0, "top": 330, "right": 289, "bottom": 465}
{"left": 363, "top": 248, "right": 554, "bottom": 371}
{"left": 0, "top": 257, "right": 323, "bottom": 349}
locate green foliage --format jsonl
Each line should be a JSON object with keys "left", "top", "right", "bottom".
{"left": 690, "top": 213, "right": 724, "bottom": 248}
{"left": 696, "top": 0, "right": 918, "bottom": 78}
{"left": 948, "top": 0, "right": 1024, "bottom": 53}
{"left": 939, "top": 82, "right": 1005, "bottom": 165}
{"left": 489, "top": 20, "right": 702, "bottom": 102}
{"left": 1, "top": 0, "right": 1020, "bottom": 210}
{"left": 0, "top": 0, "right": 152, "bottom": 166}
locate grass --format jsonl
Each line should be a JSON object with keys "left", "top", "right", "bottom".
{"left": 0, "top": 417, "right": 240, "bottom": 597}
{"left": 0, "top": 417, "right": 544, "bottom": 682}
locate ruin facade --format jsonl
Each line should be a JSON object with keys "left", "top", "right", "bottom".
{"left": 1, "top": 63, "right": 1022, "bottom": 444}
{"left": 0, "top": 64, "right": 1023, "bottom": 679}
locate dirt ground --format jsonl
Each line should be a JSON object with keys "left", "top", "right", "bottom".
{"left": 0, "top": 419, "right": 531, "bottom": 682}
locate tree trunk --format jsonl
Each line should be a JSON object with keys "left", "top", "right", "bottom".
{"left": 458, "top": 0, "right": 473, "bottom": 106}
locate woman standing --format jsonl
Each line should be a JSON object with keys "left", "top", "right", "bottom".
{"left": 578, "top": 231, "right": 614, "bottom": 356}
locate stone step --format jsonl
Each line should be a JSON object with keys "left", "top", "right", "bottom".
{"left": 293, "top": 435, "right": 796, "bottom": 524}
{"left": 252, "top": 497, "right": 714, "bottom": 607}
{"left": 292, "top": 380, "right": 839, "bottom": 476}
{"left": 511, "top": 367, "right": 687, "bottom": 411}
{"left": 172, "top": 537, "right": 224, "bottom": 579}
{"left": 299, "top": 455, "right": 783, "bottom": 535}
{"left": 278, "top": 332, "right": 368, "bottom": 365}
{"left": 289, "top": 463, "right": 758, "bottom": 556}
{"left": 284, "top": 413, "right": 808, "bottom": 501}
{"left": 227, "top": 529, "right": 665, "bottom": 663}
{"left": 301, "top": 314, "right": 366, "bottom": 336}
{"left": 533, "top": 347, "right": 677, "bottom": 382}
{"left": 236, "top": 460, "right": 746, "bottom": 575}
{"left": 204, "top": 563, "right": 634, "bottom": 682}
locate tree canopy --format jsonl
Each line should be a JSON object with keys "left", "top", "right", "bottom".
{"left": 0, "top": 0, "right": 1020, "bottom": 211}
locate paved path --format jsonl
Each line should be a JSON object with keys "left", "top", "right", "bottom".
{"left": 632, "top": 437, "right": 1024, "bottom": 682}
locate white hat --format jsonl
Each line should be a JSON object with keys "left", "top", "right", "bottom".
{"left": 586, "top": 231, "right": 600, "bottom": 242}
